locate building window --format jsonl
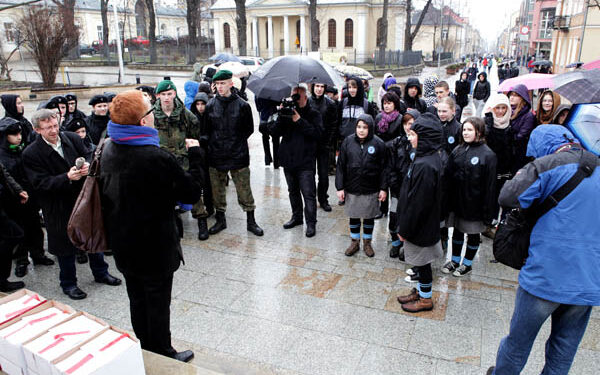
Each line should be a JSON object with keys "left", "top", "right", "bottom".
{"left": 539, "top": 9, "right": 555, "bottom": 39}
{"left": 376, "top": 18, "right": 383, "bottom": 46}
{"left": 344, "top": 18, "right": 353, "bottom": 48}
{"left": 314, "top": 20, "right": 320, "bottom": 48}
{"left": 328, "top": 19, "right": 336, "bottom": 48}
{"left": 265, "top": 21, "right": 269, "bottom": 48}
{"left": 97, "top": 25, "right": 102, "bottom": 41}
{"left": 223, "top": 23, "right": 231, "bottom": 49}
{"left": 4, "top": 23, "right": 15, "bottom": 43}
{"left": 160, "top": 24, "right": 167, "bottom": 36}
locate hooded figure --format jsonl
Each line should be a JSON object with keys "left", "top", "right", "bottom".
{"left": 377, "top": 73, "right": 394, "bottom": 104}
{"left": 190, "top": 92, "right": 209, "bottom": 135}
{"left": 63, "top": 93, "right": 87, "bottom": 130}
{"left": 535, "top": 90, "right": 562, "bottom": 125}
{"left": 184, "top": 80, "right": 200, "bottom": 110}
{"left": 473, "top": 72, "right": 491, "bottom": 103}
{"left": 338, "top": 76, "right": 378, "bottom": 138}
{"left": 65, "top": 118, "right": 95, "bottom": 152}
{"left": 484, "top": 93, "right": 514, "bottom": 177}
{"left": 1, "top": 94, "right": 35, "bottom": 146}
{"left": 403, "top": 78, "right": 428, "bottom": 113}
{"left": 422, "top": 75, "right": 439, "bottom": 107}
{"left": 552, "top": 104, "right": 571, "bottom": 125}
{"left": 508, "top": 84, "right": 536, "bottom": 173}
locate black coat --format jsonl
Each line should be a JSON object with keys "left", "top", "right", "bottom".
{"left": 22, "top": 132, "right": 91, "bottom": 256}
{"left": 448, "top": 142, "right": 497, "bottom": 223}
{"left": 269, "top": 104, "right": 323, "bottom": 171}
{"left": 473, "top": 80, "right": 491, "bottom": 102}
{"left": 335, "top": 114, "right": 388, "bottom": 195}
{"left": 374, "top": 112, "right": 404, "bottom": 143}
{"left": 85, "top": 113, "right": 109, "bottom": 145}
{"left": 484, "top": 113, "right": 514, "bottom": 176}
{"left": 403, "top": 78, "right": 428, "bottom": 113}
{"left": 441, "top": 117, "right": 462, "bottom": 156}
{"left": 99, "top": 141, "right": 204, "bottom": 279}
{"left": 1, "top": 94, "right": 35, "bottom": 145}
{"left": 0, "top": 161, "right": 23, "bottom": 241}
{"left": 63, "top": 110, "right": 87, "bottom": 132}
{"left": 205, "top": 93, "right": 254, "bottom": 171}
{"left": 309, "top": 94, "right": 337, "bottom": 148}
{"left": 454, "top": 80, "right": 470, "bottom": 109}
{"left": 387, "top": 135, "right": 411, "bottom": 196}
{"left": 397, "top": 112, "right": 443, "bottom": 247}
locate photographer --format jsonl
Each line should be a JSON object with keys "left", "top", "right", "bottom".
{"left": 269, "top": 84, "right": 323, "bottom": 237}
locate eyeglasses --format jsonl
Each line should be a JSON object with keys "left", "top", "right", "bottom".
{"left": 139, "top": 107, "right": 155, "bottom": 123}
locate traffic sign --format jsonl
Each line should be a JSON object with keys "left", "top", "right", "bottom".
{"left": 520, "top": 26, "right": 529, "bottom": 35}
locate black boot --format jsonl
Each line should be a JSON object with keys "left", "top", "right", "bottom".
{"left": 15, "top": 263, "right": 28, "bottom": 278}
{"left": 0, "top": 280, "right": 25, "bottom": 293}
{"left": 208, "top": 211, "right": 227, "bottom": 235}
{"left": 76, "top": 250, "right": 88, "bottom": 264}
{"left": 389, "top": 245, "right": 400, "bottom": 258}
{"left": 197, "top": 218, "right": 209, "bottom": 241}
{"left": 246, "top": 210, "right": 264, "bottom": 236}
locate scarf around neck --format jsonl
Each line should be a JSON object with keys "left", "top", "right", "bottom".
{"left": 377, "top": 110, "right": 400, "bottom": 134}
{"left": 107, "top": 121, "right": 159, "bottom": 147}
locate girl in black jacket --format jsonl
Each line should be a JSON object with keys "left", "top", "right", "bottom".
{"left": 336, "top": 114, "right": 387, "bottom": 258}
{"left": 443, "top": 117, "right": 497, "bottom": 276}
{"left": 454, "top": 72, "right": 470, "bottom": 109}
{"left": 396, "top": 112, "right": 443, "bottom": 313}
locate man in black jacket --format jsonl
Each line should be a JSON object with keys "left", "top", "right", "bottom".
{"left": 309, "top": 82, "right": 337, "bottom": 212}
{"left": 100, "top": 90, "right": 201, "bottom": 363}
{"left": 22, "top": 109, "right": 121, "bottom": 300}
{"left": 85, "top": 94, "right": 110, "bottom": 145}
{"left": 204, "top": 70, "right": 263, "bottom": 236}
{"left": 270, "top": 84, "right": 323, "bottom": 237}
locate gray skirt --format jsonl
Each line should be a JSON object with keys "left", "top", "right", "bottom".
{"left": 344, "top": 193, "right": 380, "bottom": 218}
{"left": 446, "top": 213, "right": 486, "bottom": 234}
{"left": 404, "top": 240, "right": 443, "bottom": 267}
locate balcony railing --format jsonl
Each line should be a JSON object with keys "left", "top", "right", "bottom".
{"left": 552, "top": 15, "right": 570, "bottom": 30}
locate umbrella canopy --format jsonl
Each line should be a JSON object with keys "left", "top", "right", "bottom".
{"left": 566, "top": 62, "right": 584, "bottom": 68}
{"left": 532, "top": 60, "right": 552, "bottom": 67}
{"left": 209, "top": 53, "right": 241, "bottom": 63}
{"left": 553, "top": 69, "right": 600, "bottom": 104}
{"left": 583, "top": 59, "right": 600, "bottom": 71}
{"left": 333, "top": 65, "right": 374, "bottom": 80}
{"left": 498, "top": 73, "right": 556, "bottom": 92}
{"left": 565, "top": 103, "right": 600, "bottom": 156}
{"left": 218, "top": 61, "right": 250, "bottom": 78}
{"left": 248, "top": 55, "right": 344, "bottom": 101}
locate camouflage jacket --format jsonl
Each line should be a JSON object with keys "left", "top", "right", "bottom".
{"left": 154, "top": 97, "right": 200, "bottom": 169}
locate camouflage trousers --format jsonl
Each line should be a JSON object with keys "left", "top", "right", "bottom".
{"left": 209, "top": 167, "right": 256, "bottom": 212}
{"left": 191, "top": 196, "right": 208, "bottom": 219}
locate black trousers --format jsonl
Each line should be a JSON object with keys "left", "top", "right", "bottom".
{"left": 284, "top": 168, "right": 317, "bottom": 224}
{"left": 0, "top": 209, "right": 23, "bottom": 281}
{"left": 7, "top": 202, "right": 45, "bottom": 264}
{"left": 124, "top": 272, "right": 176, "bottom": 357}
{"left": 316, "top": 145, "right": 330, "bottom": 204}
{"left": 261, "top": 133, "right": 280, "bottom": 167}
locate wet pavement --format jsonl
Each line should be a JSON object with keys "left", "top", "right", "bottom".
{"left": 7, "top": 64, "right": 600, "bottom": 375}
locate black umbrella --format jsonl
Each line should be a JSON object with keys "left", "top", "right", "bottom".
{"left": 532, "top": 60, "right": 552, "bottom": 67}
{"left": 566, "top": 62, "right": 584, "bottom": 68}
{"left": 209, "top": 53, "right": 241, "bottom": 63}
{"left": 553, "top": 69, "right": 600, "bottom": 104}
{"left": 248, "top": 56, "right": 344, "bottom": 101}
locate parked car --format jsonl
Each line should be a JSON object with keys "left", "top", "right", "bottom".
{"left": 239, "top": 56, "right": 265, "bottom": 73}
{"left": 156, "top": 35, "right": 176, "bottom": 45}
{"left": 124, "top": 36, "right": 150, "bottom": 47}
{"left": 79, "top": 44, "right": 95, "bottom": 55}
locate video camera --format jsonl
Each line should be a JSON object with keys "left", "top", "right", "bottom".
{"left": 279, "top": 93, "right": 301, "bottom": 118}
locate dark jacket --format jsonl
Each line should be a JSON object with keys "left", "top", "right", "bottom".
{"left": 0, "top": 118, "right": 29, "bottom": 192}
{"left": 440, "top": 117, "right": 462, "bottom": 156}
{"left": 100, "top": 141, "right": 204, "bottom": 279}
{"left": 0, "top": 160, "right": 24, "bottom": 242}
{"left": 387, "top": 133, "right": 411, "bottom": 197}
{"left": 509, "top": 84, "right": 536, "bottom": 172}
{"left": 484, "top": 113, "right": 514, "bottom": 176}
{"left": 205, "top": 92, "right": 254, "bottom": 171}
{"left": 397, "top": 112, "right": 443, "bottom": 247}
{"left": 335, "top": 114, "right": 388, "bottom": 195}
{"left": 309, "top": 90, "right": 338, "bottom": 148}
{"left": 85, "top": 113, "right": 110, "bottom": 145}
{"left": 338, "top": 76, "right": 378, "bottom": 138}
{"left": 455, "top": 79, "right": 470, "bottom": 109}
{"left": 473, "top": 72, "right": 491, "bottom": 102}
{"left": 22, "top": 132, "right": 92, "bottom": 256}
{"left": 63, "top": 110, "right": 87, "bottom": 132}
{"left": 374, "top": 111, "right": 404, "bottom": 143}
{"left": 403, "top": 78, "right": 428, "bottom": 113}
{"left": 190, "top": 92, "right": 209, "bottom": 145}
{"left": 448, "top": 141, "right": 497, "bottom": 223}
{"left": 269, "top": 104, "right": 323, "bottom": 171}
{"left": 467, "top": 66, "right": 478, "bottom": 81}
{"left": 1, "top": 94, "right": 35, "bottom": 145}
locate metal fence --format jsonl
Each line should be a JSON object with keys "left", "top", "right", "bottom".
{"left": 372, "top": 50, "right": 423, "bottom": 68}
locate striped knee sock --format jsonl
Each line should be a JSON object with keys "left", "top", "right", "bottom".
{"left": 349, "top": 218, "right": 361, "bottom": 240}
{"left": 418, "top": 282, "right": 433, "bottom": 299}
{"left": 362, "top": 218, "right": 374, "bottom": 240}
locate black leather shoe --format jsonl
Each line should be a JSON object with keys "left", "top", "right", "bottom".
{"left": 197, "top": 218, "right": 209, "bottom": 241}
{"left": 32, "top": 256, "right": 55, "bottom": 266}
{"left": 320, "top": 202, "right": 332, "bottom": 212}
{"left": 103, "top": 250, "right": 113, "bottom": 256}
{"left": 0, "top": 280, "right": 25, "bottom": 292}
{"left": 15, "top": 264, "right": 28, "bottom": 278}
{"left": 283, "top": 218, "right": 303, "bottom": 229}
{"left": 76, "top": 251, "right": 88, "bottom": 264}
{"left": 63, "top": 287, "right": 87, "bottom": 300}
{"left": 338, "top": 200, "right": 345, "bottom": 206}
{"left": 172, "top": 350, "right": 194, "bottom": 363}
{"left": 94, "top": 274, "right": 122, "bottom": 286}
{"left": 208, "top": 211, "right": 227, "bottom": 235}
{"left": 305, "top": 223, "right": 316, "bottom": 238}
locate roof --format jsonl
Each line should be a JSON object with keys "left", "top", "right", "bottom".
{"left": 211, "top": 0, "right": 403, "bottom": 10}
{"left": 411, "top": 6, "right": 465, "bottom": 27}
{"left": 0, "top": 0, "right": 185, "bottom": 17}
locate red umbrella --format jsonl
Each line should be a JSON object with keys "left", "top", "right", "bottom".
{"left": 583, "top": 59, "right": 600, "bottom": 70}
{"left": 498, "top": 73, "right": 556, "bottom": 92}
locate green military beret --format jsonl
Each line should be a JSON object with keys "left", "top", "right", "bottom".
{"left": 156, "top": 80, "right": 177, "bottom": 94}
{"left": 212, "top": 69, "right": 233, "bottom": 82}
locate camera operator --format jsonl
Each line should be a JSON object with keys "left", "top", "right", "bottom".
{"left": 269, "top": 84, "right": 323, "bottom": 237}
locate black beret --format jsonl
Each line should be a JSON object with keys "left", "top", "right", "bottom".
{"left": 50, "top": 95, "right": 67, "bottom": 105}
{"left": 65, "top": 118, "right": 87, "bottom": 132}
{"left": 65, "top": 93, "right": 77, "bottom": 102}
{"left": 89, "top": 94, "right": 109, "bottom": 106}
{"left": 103, "top": 92, "right": 117, "bottom": 102}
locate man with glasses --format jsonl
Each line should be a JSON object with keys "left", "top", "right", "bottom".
{"left": 22, "top": 109, "right": 121, "bottom": 300}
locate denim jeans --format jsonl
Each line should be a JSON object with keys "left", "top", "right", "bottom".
{"left": 57, "top": 253, "right": 109, "bottom": 291}
{"left": 493, "top": 286, "right": 592, "bottom": 375}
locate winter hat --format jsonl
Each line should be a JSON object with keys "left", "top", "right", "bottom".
{"left": 65, "top": 93, "right": 77, "bottom": 102}
{"left": 89, "top": 94, "right": 109, "bottom": 107}
{"left": 212, "top": 69, "right": 233, "bottom": 82}
{"left": 484, "top": 93, "right": 512, "bottom": 129}
{"left": 49, "top": 95, "right": 67, "bottom": 105}
{"left": 65, "top": 118, "right": 87, "bottom": 132}
{"left": 104, "top": 92, "right": 117, "bottom": 102}
{"left": 156, "top": 80, "right": 177, "bottom": 94}
{"left": 384, "top": 77, "right": 397, "bottom": 90}
{"left": 0, "top": 117, "right": 22, "bottom": 135}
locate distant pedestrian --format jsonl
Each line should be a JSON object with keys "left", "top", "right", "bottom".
{"left": 473, "top": 72, "right": 491, "bottom": 117}
{"left": 507, "top": 84, "right": 536, "bottom": 173}
{"left": 454, "top": 72, "right": 470, "bottom": 110}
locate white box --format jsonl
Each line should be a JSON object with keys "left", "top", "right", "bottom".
{"left": 52, "top": 327, "right": 145, "bottom": 375}
{"left": 22, "top": 313, "right": 108, "bottom": 375}
{"left": 0, "top": 301, "right": 75, "bottom": 370}
{"left": 0, "top": 290, "right": 46, "bottom": 326}
{"left": 0, "top": 355, "right": 26, "bottom": 375}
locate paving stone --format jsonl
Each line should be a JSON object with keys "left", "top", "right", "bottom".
{"left": 354, "top": 344, "right": 437, "bottom": 375}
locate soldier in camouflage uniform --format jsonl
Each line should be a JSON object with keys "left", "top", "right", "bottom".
{"left": 154, "top": 80, "right": 210, "bottom": 240}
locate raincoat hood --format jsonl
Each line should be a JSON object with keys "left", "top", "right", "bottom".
{"left": 193, "top": 92, "right": 209, "bottom": 105}
{"left": 526, "top": 124, "right": 578, "bottom": 158}
{"left": 355, "top": 113, "right": 374, "bottom": 141}
{"left": 423, "top": 75, "right": 439, "bottom": 106}
{"left": 0, "top": 117, "right": 21, "bottom": 150}
{"left": 404, "top": 78, "right": 422, "bottom": 98}
{"left": 508, "top": 84, "right": 532, "bottom": 107}
{"left": 406, "top": 108, "right": 421, "bottom": 121}
{"left": 477, "top": 71, "right": 488, "bottom": 81}
{"left": 552, "top": 104, "right": 571, "bottom": 123}
{"left": 310, "top": 83, "right": 328, "bottom": 98}
{"left": 184, "top": 80, "right": 200, "bottom": 110}
{"left": 411, "top": 112, "right": 443, "bottom": 155}
{"left": 1, "top": 94, "right": 23, "bottom": 120}
{"left": 346, "top": 75, "right": 366, "bottom": 106}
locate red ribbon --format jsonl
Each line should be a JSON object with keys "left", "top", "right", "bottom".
{"left": 99, "top": 333, "right": 130, "bottom": 352}
{"left": 3, "top": 312, "right": 57, "bottom": 339}
{"left": 66, "top": 353, "right": 94, "bottom": 374}
{"left": 39, "top": 337, "right": 65, "bottom": 354}
{"left": 54, "top": 330, "right": 91, "bottom": 340}
{"left": 22, "top": 294, "right": 41, "bottom": 305}
{"left": 38, "top": 331, "right": 90, "bottom": 355}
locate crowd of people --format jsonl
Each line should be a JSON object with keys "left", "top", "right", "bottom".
{"left": 0, "top": 60, "right": 598, "bottom": 373}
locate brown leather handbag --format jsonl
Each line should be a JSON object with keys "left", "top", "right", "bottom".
{"left": 67, "top": 138, "right": 108, "bottom": 253}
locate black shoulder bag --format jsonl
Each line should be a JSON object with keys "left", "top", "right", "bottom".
{"left": 493, "top": 151, "right": 597, "bottom": 270}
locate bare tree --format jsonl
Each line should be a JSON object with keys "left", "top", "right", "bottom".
{"left": 17, "top": 7, "right": 68, "bottom": 87}
{"left": 234, "top": 0, "right": 247, "bottom": 55}
{"left": 186, "top": 0, "right": 200, "bottom": 64}
{"left": 404, "top": 0, "right": 433, "bottom": 51}
{"left": 0, "top": 38, "right": 22, "bottom": 81}
{"left": 51, "top": 0, "right": 79, "bottom": 58}
{"left": 309, "top": 0, "right": 318, "bottom": 51}
{"left": 100, "top": 0, "right": 110, "bottom": 58}
{"left": 377, "top": 0, "right": 389, "bottom": 65}
{"left": 144, "top": 0, "right": 157, "bottom": 63}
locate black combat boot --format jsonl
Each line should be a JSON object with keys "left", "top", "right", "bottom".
{"left": 197, "top": 218, "right": 209, "bottom": 241}
{"left": 208, "top": 211, "right": 227, "bottom": 235}
{"left": 246, "top": 210, "right": 264, "bottom": 236}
